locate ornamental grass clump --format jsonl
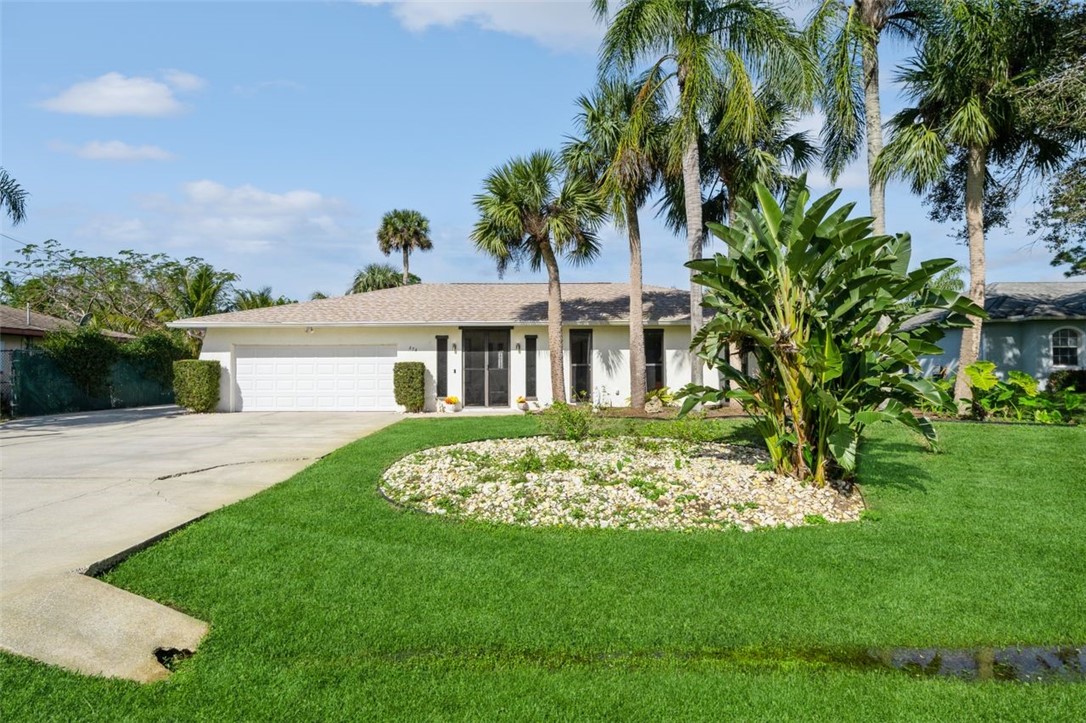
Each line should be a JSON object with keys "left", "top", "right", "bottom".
{"left": 679, "top": 178, "right": 983, "bottom": 486}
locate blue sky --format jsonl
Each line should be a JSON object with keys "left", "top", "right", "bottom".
{"left": 1, "top": 1, "right": 1070, "bottom": 301}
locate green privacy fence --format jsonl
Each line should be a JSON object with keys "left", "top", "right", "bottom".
{"left": 10, "top": 349, "right": 175, "bottom": 418}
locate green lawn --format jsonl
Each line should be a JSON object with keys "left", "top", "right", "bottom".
{"left": 3, "top": 416, "right": 1085, "bottom": 720}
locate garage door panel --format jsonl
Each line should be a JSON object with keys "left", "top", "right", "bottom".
{"left": 235, "top": 345, "right": 399, "bottom": 412}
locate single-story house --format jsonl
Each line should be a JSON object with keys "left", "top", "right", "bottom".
{"left": 1, "top": 304, "right": 74, "bottom": 351}
{"left": 916, "top": 281, "right": 1085, "bottom": 385}
{"left": 169, "top": 283, "right": 720, "bottom": 413}
{"left": 1, "top": 305, "right": 77, "bottom": 388}
{"left": 1, "top": 305, "right": 135, "bottom": 402}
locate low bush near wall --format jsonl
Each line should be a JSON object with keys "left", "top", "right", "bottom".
{"left": 966, "top": 362, "right": 1084, "bottom": 424}
{"left": 393, "top": 361, "right": 425, "bottom": 412}
{"left": 1048, "top": 369, "right": 1086, "bottom": 393}
{"left": 173, "top": 360, "right": 221, "bottom": 413}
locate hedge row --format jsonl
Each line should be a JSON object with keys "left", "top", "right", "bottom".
{"left": 39, "top": 328, "right": 191, "bottom": 397}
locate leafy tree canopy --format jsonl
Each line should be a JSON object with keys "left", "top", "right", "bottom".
{"left": 1, "top": 239, "right": 239, "bottom": 334}
{"left": 231, "top": 286, "right": 295, "bottom": 311}
{"left": 1031, "top": 156, "right": 1086, "bottom": 276}
{"left": 349, "top": 263, "right": 421, "bottom": 294}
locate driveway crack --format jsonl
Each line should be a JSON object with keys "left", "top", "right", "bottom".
{"left": 153, "top": 456, "right": 318, "bottom": 481}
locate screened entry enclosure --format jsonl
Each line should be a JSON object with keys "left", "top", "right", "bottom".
{"left": 462, "top": 329, "right": 510, "bottom": 406}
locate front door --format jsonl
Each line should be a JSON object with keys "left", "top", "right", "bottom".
{"left": 462, "top": 329, "right": 510, "bottom": 406}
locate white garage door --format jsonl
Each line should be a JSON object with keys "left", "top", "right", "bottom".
{"left": 235, "top": 345, "right": 398, "bottom": 411}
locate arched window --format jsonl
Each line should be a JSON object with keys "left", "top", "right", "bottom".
{"left": 1052, "top": 328, "right": 1082, "bottom": 367}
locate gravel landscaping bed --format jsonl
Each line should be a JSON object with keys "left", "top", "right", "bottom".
{"left": 380, "top": 437, "right": 864, "bottom": 531}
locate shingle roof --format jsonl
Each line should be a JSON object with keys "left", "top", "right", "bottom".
{"left": 903, "top": 281, "right": 1086, "bottom": 330}
{"left": 0, "top": 305, "right": 135, "bottom": 339}
{"left": 0, "top": 304, "right": 73, "bottom": 335}
{"left": 984, "top": 281, "right": 1086, "bottom": 320}
{"left": 169, "top": 283, "right": 691, "bottom": 328}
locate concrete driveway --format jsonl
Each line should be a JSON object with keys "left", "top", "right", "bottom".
{"left": 0, "top": 406, "right": 397, "bottom": 681}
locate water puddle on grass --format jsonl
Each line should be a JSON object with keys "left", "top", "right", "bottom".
{"left": 818, "top": 645, "right": 1086, "bottom": 683}
{"left": 383, "top": 646, "right": 1084, "bottom": 683}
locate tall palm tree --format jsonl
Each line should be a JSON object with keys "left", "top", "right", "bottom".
{"left": 658, "top": 86, "right": 818, "bottom": 393}
{"left": 348, "top": 262, "right": 420, "bottom": 294}
{"left": 808, "top": 1, "right": 921, "bottom": 235}
{"left": 874, "top": 0, "right": 1079, "bottom": 405}
{"left": 595, "top": 0, "right": 815, "bottom": 385}
{"left": 659, "top": 86, "right": 819, "bottom": 231}
{"left": 377, "top": 209, "right": 433, "bottom": 285}
{"left": 563, "top": 77, "right": 666, "bottom": 409}
{"left": 1, "top": 168, "right": 28, "bottom": 225}
{"left": 471, "top": 151, "right": 605, "bottom": 404}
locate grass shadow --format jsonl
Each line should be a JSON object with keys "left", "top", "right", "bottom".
{"left": 856, "top": 439, "right": 934, "bottom": 493}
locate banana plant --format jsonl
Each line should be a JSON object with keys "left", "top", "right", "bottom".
{"left": 680, "top": 176, "right": 984, "bottom": 485}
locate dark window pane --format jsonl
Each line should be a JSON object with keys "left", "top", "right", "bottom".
{"left": 436, "top": 336, "right": 448, "bottom": 397}
{"left": 1053, "top": 330, "right": 1080, "bottom": 366}
{"left": 525, "top": 335, "right": 537, "bottom": 398}
{"left": 570, "top": 330, "right": 592, "bottom": 400}
{"left": 644, "top": 329, "right": 665, "bottom": 390}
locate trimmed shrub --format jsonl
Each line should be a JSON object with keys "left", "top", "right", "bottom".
{"left": 1048, "top": 369, "right": 1086, "bottom": 393}
{"left": 539, "top": 401, "right": 594, "bottom": 441}
{"left": 393, "top": 361, "right": 426, "bottom": 412}
{"left": 173, "top": 360, "right": 221, "bottom": 413}
{"left": 40, "top": 327, "right": 119, "bottom": 397}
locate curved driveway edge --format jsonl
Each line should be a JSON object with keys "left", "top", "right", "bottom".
{"left": 0, "top": 407, "right": 397, "bottom": 682}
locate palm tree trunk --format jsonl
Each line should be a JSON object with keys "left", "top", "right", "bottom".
{"left": 402, "top": 247, "right": 410, "bottom": 285}
{"left": 678, "top": 65, "right": 705, "bottom": 388}
{"left": 953, "top": 145, "right": 987, "bottom": 407}
{"left": 626, "top": 197, "right": 647, "bottom": 410}
{"left": 539, "top": 241, "right": 567, "bottom": 404}
{"left": 862, "top": 37, "right": 886, "bottom": 236}
{"left": 682, "top": 134, "right": 705, "bottom": 387}
{"left": 724, "top": 195, "right": 741, "bottom": 404}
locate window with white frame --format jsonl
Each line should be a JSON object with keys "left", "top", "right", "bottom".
{"left": 1052, "top": 328, "right": 1082, "bottom": 367}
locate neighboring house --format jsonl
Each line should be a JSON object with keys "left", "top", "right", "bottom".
{"left": 0, "top": 305, "right": 73, "bottom": 391}
{"left": 0, "top": 304, "right": 135, "bottom": 405}
{"left": 916, "top": 281, "right": 1086, "bottom": 386}
{"left": 0, "top": 303, "right": 73, "bottom": 351}
{"left": 168, "top": 283, "right": 719, "bottom": 412}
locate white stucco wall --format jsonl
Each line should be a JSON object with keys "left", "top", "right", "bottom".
{"left": 199, "top": 323, "right": 720, "bottom": 412}
{"left": 920, "top": 319, "right": 1086, "bottom": 387}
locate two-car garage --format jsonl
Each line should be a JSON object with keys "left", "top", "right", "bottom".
{"left": 234, "top": 345, "right": 398, "bottom": 412}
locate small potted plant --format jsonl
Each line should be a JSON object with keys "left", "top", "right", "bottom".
{"left": 516, "top": 395, "right": 530, "bottom": 412}
{"left": 444, "top": 395, "right": 461, "bottom": 412}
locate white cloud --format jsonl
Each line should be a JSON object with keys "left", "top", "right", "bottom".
{"left": 40, "top": 71, "right": 204, "bottom": 117}
{"left": 50, "top": 139, "right": 176, "bottom": 161}
{"left": 122, "top": 180, "right": 352, "bottom": 254}
{"left": 359, "top": 0, "right": 603, "bottom": 52}
{"left": 162, "top": 69, "right": 206, "bottom": 92}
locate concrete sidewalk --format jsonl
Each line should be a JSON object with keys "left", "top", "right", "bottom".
{"left": 1, "top": 407, "right": 397, "bottom": 681}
